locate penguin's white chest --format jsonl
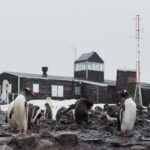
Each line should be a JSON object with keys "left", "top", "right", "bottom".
{"left": 121, "top": 98, "right": 136, "bottom": 132}
{"left": 14, "top": 94, "right": 28, "bottom": 130}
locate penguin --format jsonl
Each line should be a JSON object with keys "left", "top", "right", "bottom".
{"left": 43, "top": 97, "right": 53, "bottom": 120}
{"left": 75, "top": 98, "right": 93, "bottom": 125}
{"left": 103, "top": 104, "right": 119, "bottom": 122}
{"left": 14, "top": 88, "right": 35, "bottom": 135}
{"left": 28, "top": 104, "right": 42, "bottom": 127}
{"left": 56, "top": 106, "right": 67, "bottom": 123}
{"left": 118, "top": 89, "right": 137, "bottom": 136}
{"left": 5, "top": 101, "right": 17, "bottom": 130}
{"left": 65, "top": 104, "right": 76, "bottom": 120}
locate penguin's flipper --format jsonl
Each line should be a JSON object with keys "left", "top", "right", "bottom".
{"left": 5, "top": 112, "right": 8, "bottom": 123}
{"left": 25, "top": 101, "right": 27, "bottom": 109}
{"left": 9, "top": 107, "right": 14, "bottom": 119}
{"left": 120, "top": 104, "right": 125, "bottom": 126}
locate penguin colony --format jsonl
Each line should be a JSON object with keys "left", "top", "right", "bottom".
{"left": 6, "top": 88, "right": 138, "bottom": 136}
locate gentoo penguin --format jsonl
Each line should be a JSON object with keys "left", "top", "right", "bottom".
{"left": 14, "top": 88, "right": 35, "bottom": 135}
{"left": 5, "top": 101, "right": 17, "bottom": 130}
{"left": 75, "top": 98, "right": 93, "bottom": 125}
{"left": 28, "top": 104, "right": 42, "bottom": 128}
{"left": 65, "top": 104, "right": 76, "bottom": 120}
{"left": 43, "top": 97, "right": 53, "bottom": 120}
{"left": 56, "top": 107, "right": 67, "bottom": 122}
{"left": 118, "top": 89, "right": 137, "bottom": 136}
{"left": 103, "top": 104, "right": 119, "bottom": 122}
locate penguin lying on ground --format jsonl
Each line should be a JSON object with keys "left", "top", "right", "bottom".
{"left": 14, "top": 88, "right": 35, "bottom": 135}
{"left": 5, "top": 101, "right": 17, "bottom": 130}
{"left": 56, "top": 106, "right": 68, "bottom": 123}
{"left": 118, "top": 89, "right": 137, "bottom": 136}
{"left": 103, "top": 104, "right": 120, "bottom": 122}
{"left": 56, "top": 106, "right": 74, "bottom": 124}
{"left": 65, "top": 98, "right": 93, "bottom": 125}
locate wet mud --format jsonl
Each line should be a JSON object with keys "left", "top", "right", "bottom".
{"left": 0, "top": 109, "right": 150, "bottom": 150}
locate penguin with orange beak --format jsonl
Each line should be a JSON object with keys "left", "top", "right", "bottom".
{"left": 118, "top": 89, "right": 136, "bottom": 136}
{"left": 14, "top": 88, "right": 35, "bottom": 135}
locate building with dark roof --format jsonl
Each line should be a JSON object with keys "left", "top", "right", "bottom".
{"left": 0, "top": 51, "right": 150, "bottom": 106}
{"left": 0, "top": 69, "right": 76, "bottom": 102}
{"left": 74, "top": 51, "right": 104, "bottom": 82}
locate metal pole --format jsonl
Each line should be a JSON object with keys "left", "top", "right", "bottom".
{"left": 18, "top": 77, "right": 20, "bottom": 94}
{"left": 134, "top": 14, "right": 143, "bottom": 106}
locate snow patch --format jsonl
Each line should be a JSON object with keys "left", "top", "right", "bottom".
{"left": 0, "top": 99, "right": 105, "bottom": 120}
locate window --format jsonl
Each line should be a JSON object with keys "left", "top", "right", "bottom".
{"left": 88, "top": 62, "right": 104, "bottom": 71}
{"left": 33, "top": 84, "right": 39, "bottom": 93}
{"left": 75, "top": 63, "right": 86, "bottom": 71}
{"left": 75, "top": 62, "right": 104, "bottom": 72}
{"left": 58, "top": 86, "right": 64, "bottom": 97}
{"left": 51, "top": 85, "right": 64, "bottom": 97}
{"left": 52, "top": 85, "right": 57, "bottom": 97}
{"left": 75, "top": 87, "right": 81, "bottom": 96}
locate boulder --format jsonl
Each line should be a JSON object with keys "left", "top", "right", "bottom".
{"left": 55, "top": 133, "right": 78, "bottom": 146}
{"left": 34, "top": 139, "right": 55, "bottom": 150}
{"left": 12, "top": 134, "right": 35, "bottom": 148}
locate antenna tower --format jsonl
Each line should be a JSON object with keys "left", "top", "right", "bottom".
{"left": 134, "top": 14, "right": 143, "bottom": 106}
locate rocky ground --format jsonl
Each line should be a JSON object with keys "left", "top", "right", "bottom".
{"left": 0, "top": 110, "right": 150, "bottom": 150}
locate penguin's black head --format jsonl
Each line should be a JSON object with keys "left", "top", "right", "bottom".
{"left": 117, "top": 89, "right": 129, "bottom": 98}
{"left": 68, "top": 104, "right": 76, "bottom": 110}
{"left": 23, "top": 88, "right": 36, "bottom": 96}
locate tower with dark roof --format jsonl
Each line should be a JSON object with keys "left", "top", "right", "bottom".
{"left": 74, "top": 51, "right": 104, "bottom": 82}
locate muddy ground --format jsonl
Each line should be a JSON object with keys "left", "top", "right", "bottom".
{"left": 0, "top": 110, "right": 150, "bottom": 150}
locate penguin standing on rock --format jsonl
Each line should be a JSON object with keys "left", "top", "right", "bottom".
{"left": 118, "top": 90, "right": 136, "bottom": 136}
{"left": 14, "top": 88, "right": 35, "bottom": 135}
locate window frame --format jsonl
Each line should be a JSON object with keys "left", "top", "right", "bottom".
{"left": 33, "top": 83, "right": 39, "bottom": 93}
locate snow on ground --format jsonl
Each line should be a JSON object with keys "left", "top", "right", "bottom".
{"left": 0, "top": 99, "right": 105, "bottom": 119}
{"left": 28, "top": 99, "right": 77, "bottom": 119}
{"left": 0, "top": 104, "right": 8, "bottom": 112}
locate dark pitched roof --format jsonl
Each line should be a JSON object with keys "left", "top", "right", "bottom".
{"left": 75, "top": 52, "right": 94, "bottom": 62}
{"left": 3, "top": 72, "right": 74, "bottom": 81}
{"left": 75, "top": 51, "right": 104, "bottom": 63}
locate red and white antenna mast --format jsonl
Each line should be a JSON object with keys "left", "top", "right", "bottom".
{"left": 134, "top": 14, "right": 143, "bottom": 106}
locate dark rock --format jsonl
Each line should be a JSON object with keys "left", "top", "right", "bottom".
{"left": 40, "top": 131, "right": 56, "bottom": 143}
{"left": 34, "top": 139, "right": 55, "bottom": 150}
{"left": 41, "top": 131, "right": 54, "bottom": 138}
{"left": 11, "top": 134, "right": 35, "bottom": 148}
{"left": 55, "top": 133, "right": 78, "bottom": 146}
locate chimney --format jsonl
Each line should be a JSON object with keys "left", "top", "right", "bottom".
{"left": 42, "top": 67, "right": 48, "bottom": 77}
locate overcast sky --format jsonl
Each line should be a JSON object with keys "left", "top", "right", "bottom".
{"left": 0, "top": 0, "right": 150, "bottom": 83}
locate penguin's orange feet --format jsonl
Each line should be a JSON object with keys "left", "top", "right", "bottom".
{"left": 124, "top": 131, "right": 131, "bottom": 137}
{"left": 23, "top": 130, "right": 27, "bottom": 135}
{"left": 19, "top": 130, "right": 23, "bottom": 135}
